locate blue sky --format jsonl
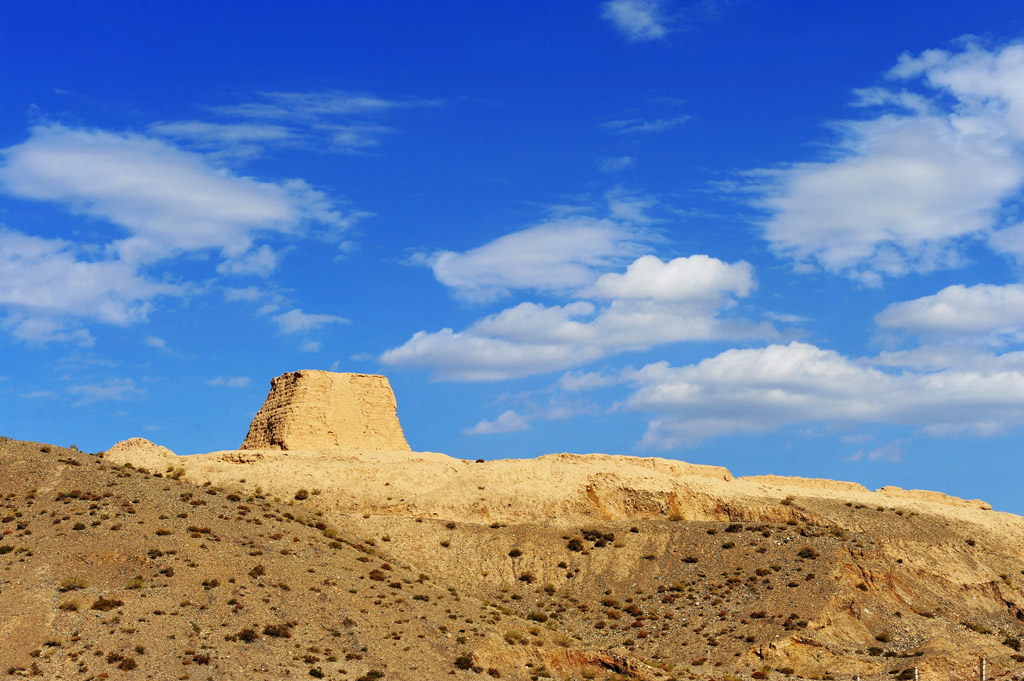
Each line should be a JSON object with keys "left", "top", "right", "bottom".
{"left": 5, "top": 1, "right": 1024, "bottom": 512}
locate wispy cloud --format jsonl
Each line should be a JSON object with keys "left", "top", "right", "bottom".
{"left": 602, "top": 0, "right": 669, "bottom": 42}
{"left": 597, "top": 156, "right": 636, "bottom": 173}
{"left": 849, "top": 439, "right": 906, "bottom": 463}
{"left": 66, "top": 377, "right": 140, "bottom": 405}
{"left": 412, "top": 193, "right": 656, "bottom": 303}
{"left": 464, "top": 409, "right": 531, "bottom": 435}
{"left": 148, "top": 121, "right": 295, "bottom": 145}
{"left": 0, "top": 124, "right": 358, "bottom": 266}
{"left": 167, "top": 90, "right": 446, "bottom": 153}
{"left": 604, "top": 115, "right": 689, "bottom": 134}
{"left": 213, "top": 90, "right": 441, "bottom": 120}
{"left": 271, "top": 308, "right": 348, "bottom": 334}
{"left": 207, "top": 376, "right": 251, "bottom": 388}
{"left": 0, "top": 123, "right": 364, "bottom": 343}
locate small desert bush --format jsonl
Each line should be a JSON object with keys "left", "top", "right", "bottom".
{"left": 263, "top": 623, "right": 292, "bottom": 638}
{"left": 91, "top": 597, "right": 124, "bottom": 611}
{"left": 59, "top": 576, "right": 89, "bottom": 592}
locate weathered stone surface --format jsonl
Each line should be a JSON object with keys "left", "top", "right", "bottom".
{"left": 240, "top": 370, "right": 410, "bottom": 451}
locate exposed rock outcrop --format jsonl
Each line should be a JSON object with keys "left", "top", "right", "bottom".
{"left": 103, "top": 437, "right": 177, "bottom": 470}
{"left": 239, "top": 370, "right": 410, "bottom": 451}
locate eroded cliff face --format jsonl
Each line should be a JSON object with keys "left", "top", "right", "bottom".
{"left": 239, "top": 370, "right": 410, "bottom": 451}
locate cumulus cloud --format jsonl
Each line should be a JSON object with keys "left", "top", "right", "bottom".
{"left": 601, "top": 0, "right": 669, "bottom": 42}
{"left": 876, "top": 283, "right": 1024, "bottom": 341}
{"left": 464, "top": 410, "right": 531, "bottom": 435}
{"left": 583, "top": 254, "right": 753, "bottom": 302}
{"left": 382, "top": 254, "right": 774, "bottom": 381}
{"left": 753, "top": 40, "right": 1024, "bottom": 284}
{"left": 623, "top": 341, "right": 1024, "bottom": 447}
{"left": 0, "top": 228, "right": 182, "bottom": 342}
{"left": 271, "top": 308, "right": 348, "bottom": 334}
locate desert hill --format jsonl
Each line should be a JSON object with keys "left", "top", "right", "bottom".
{"left": 5, "top": 370, "right": 1024, "bottom": 680}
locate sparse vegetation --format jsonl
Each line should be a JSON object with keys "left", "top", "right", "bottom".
{"left": 0, "top": 434, "right": 1018, "bottom": 679}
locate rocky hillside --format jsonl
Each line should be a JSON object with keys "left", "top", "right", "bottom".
{"left": 5, "top": 371, "right": 1024, "bottom": 680}
{"left": 5, "top": 435, "right": 1024, "bottom": 681}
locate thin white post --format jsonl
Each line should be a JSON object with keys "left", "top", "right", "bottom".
{"left": 913, "top": 667, "right": 919, "bottom": 681}
{"left": 980, "top": 657, "right": 987, "bottom": 681}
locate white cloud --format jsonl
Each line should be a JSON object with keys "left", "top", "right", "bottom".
{"left": 148, "top": 121, "right": 295, "bottom": 145}
{"left": 145, "top": 335, "right": 168, "bottom": 351}
{"left": 326, "top": 123, "right": 395, "bottom": 149}
{"left": 0, "top": 124, "right": 357, "bottom": 265}
{"left": 66, "top": 377, "right": 140, "bottom": 405}
{"left": 876, "top": 283, "right": 1024, "bottom": 340}
{"left": 597, "top": 156, "right": 636, "bottom": 172}
{"left": 23, "top": 390, "right": 56, "bottom": 399}
{"left": 464, "top": 410, "right": 531, "bottom": 435}
{"left": 753, "top": 40, "right": 1024, "bottom": 283}
{"left": 0, "top": 228, "right": 181, "bottom": 341}
{"left": 271, "top": 308, "right": 348, "bottom": 334}
{"left": 210, "top": 90, "right": 441, "bottom": 151}
{"left": 989, "top": 221, "right": 1024, "bottom": 262}
{"left": 557, "top": 370, "right": 620, "bottom": 392}
{"left": 381, "top": 328, "right": 605, "bottom": 381}
{"left": 216, "top": 244, "right": 282, "bottom": 277}
{"left": 623, "top": 341, "right": 1024, "bottom": 447}
{"left": 583, "top": 254, "right": 754, "bottom": 302}
{"left": 383, "top": 254, "right": 774, "bottom": 380}
{"left": 300, "top": 341, "right": 322, "bottom": 353}
{"left": 419, "top": 215, "right": 651, "bottom": 302}
{"left": 208, "top": 376, "right": 251, "bottom": 387}
{"left": 601, "top": 0, "right": 668, "bottom": 42}
{"left": 223, "top": 286, "right": 266, "bottom": 303}
{"left": 215, "top": 90, "right": 440, "bottom": 120}
{"left": 2, "top": 315, "right": 94, "bottom": 346}
{"left": 603, "top": 115, "right": 689, "bottom": 134}
{"left": 764, "top": 311, "right": 810, "bottom": 324}
{"left": 850, "top": 439, "right": 906, "bottom": 463}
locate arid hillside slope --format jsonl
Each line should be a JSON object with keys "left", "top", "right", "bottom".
{"left": 7, "top": 436, "right": 1024, "bottom": 681}
{"left": 7, "top": 370, "right": 1024, "bottom": 680}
